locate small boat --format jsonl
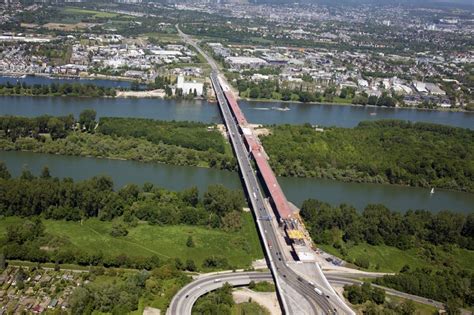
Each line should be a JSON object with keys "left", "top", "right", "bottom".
{"left": 369, "top": 112, "right": 377, "bottom": 116}
{"left": 272, "top": 106, "right": 290, "bottom": 111}
{"left": 430, "top": 188, "right": 434, "bottom": 194}
{"left": 254, "top": 107, "right": 271, "bottom": 111}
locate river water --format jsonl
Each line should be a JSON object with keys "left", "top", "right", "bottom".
{"left": 0, "top": 96, "right": 472, "bottom": 129}
{"left": 1, "top": 151, "right": 472, "bottom": 214}
{"left": 0, "top": 84, "right": 473, "bottom": 213}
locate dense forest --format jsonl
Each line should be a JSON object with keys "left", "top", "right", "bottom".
{"left": 0, "top": 113, "right": 237, "bottom": 171}
{"left": 0, "top": 81, "right": 117, "bottom": 97}
{"left": 98, "top": 117, "right": 226, "bottom": 153}
{"left": 0, "top": 164, "right": 246, "bottom": 270}
{"left": 300, "top": 199, "right": 473, "bottom": 308}
{"left": 300, "top": 199, "right": 473, "bottom": 252}
{"left": 374, "top": 268, "right": 473, "bottom": 311}
{"left": 262, "top": 120, "right": 474, "bottom": 192}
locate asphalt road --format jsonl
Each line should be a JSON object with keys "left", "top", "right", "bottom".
{"left": 167, "top": 271, "right": 445, "bottom": 315}
{"left": 210, "top": 71, "right": 339, "bottom": 314}
{"left": 178, "top": 25, "right": 350, "bottom": 314}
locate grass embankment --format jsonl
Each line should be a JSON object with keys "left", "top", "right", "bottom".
{"left": 0, "top": 214, "right": 263, "bottom": 269}
{"left": 319, "top": 243, "right": 474, "bottom": 273}
{"left": 262, "top": 120, "right": 474, "bottom": 193}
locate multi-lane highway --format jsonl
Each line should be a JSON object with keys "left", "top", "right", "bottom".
{"left": 210, "top": 71, "right": 341, "bottom": 314}
{"left": 177, "top": 25, "right": 351, "bottom": 314}
{"left": 168, "top": 271, "right": 445, "bottom": 314}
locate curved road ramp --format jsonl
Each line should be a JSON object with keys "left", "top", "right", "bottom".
{"left": 167, "top": 271, "right": 445, "bottom": 315}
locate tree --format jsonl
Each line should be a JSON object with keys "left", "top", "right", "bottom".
{"left": 249, "top": 87, "right": 260, "bottom": 98}
{"left": 185, "top": 259, "right": 196, "bottom": 271}
{"left": 186, "top": 236, "right": 195, "bottom": 248}
{"left": 181, "top": 186, "right": 199, "bottom": 206}
{"left": 0, "top": 253, "right": 6, "bottom": 270}
{"left": 371, "top": 287, "right": 385, "bottom": 304}
{"left": 397, "top": 300, "right": 416, "bottom": 315}
{"left": 445, "top": 299, "right": 462, "bottom": 315}
{"left": 47, "top": 117, "right": 66, "bottom": 140}
{"left": 0, "top": 162, "right": 11, "bottom": 179}
{"left": 368, "top": 95, "right": 378, "bottom": 105}
{"left": 40, "top": 166, "right": 51, "bottom": 179}
{"left": 20, "top": 167, "right": 35, "bottom": 180}
{"left": 354, "top": 257, "right": 370, "bottom": 269}
{"left": 79, "top": 109, "right": 97, "bottom": 132}
{"left": 110, "top": 223, "right": 128, "bottom": 237}
{"left": 203, "top": 185, "right": 245, "bottom": 217}
{"left": 54, "top": 261, "right": 60, "bottom": 272}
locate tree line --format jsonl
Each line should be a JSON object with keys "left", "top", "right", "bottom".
{"left": 344, "top": 282, "right": 422, "bottom": 315}
{"left": 301, "top": 199, "right": 473, "bottom": 309}
{"left": 0, "top": 81, "right": 116, "bottom": 97}
{"left": 300, "top": 199, "right": 473, "bottom": 251}
{"left": 375, "top": 267, "right": 472, "bottom": 311}
{"left": 0, "top": 165, "right": 246, "bottom": 269}
{"left": 262, "top": 120, "right": 474, "bottom": 193}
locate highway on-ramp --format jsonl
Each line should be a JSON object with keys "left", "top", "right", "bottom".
{"left": 167, "top": 271, "right": 445, "bottom": 315}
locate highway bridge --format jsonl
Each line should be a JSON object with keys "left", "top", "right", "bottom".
{"left": 176, "top": 25, "right": 353, "bottom": 314}
{"left": 210, "top": 71, "right": 351, "bottom": 314}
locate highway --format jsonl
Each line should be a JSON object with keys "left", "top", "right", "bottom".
{"left": 210, "top": 71, "right": 343, "bottom": 314}
{"left": 168, "top": 271, "right": 445, "bottom": 314}
{"left": 178, "top": 25, "right": 351, "bottom": 314}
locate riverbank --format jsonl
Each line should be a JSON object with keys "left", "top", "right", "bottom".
{"left": 0, "top": 71, "right": 141, "bottom": 84}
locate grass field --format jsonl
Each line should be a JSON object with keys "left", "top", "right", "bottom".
{"left": 319, "top": 243, "right": 474, "bottom": 273}
{"left": 62, "top": 7, "right": 124, "bottom": 19}
{"left": 0, "top": 214, "right": 263, "bottom": 269}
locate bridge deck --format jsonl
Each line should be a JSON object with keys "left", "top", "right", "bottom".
{"left": 223, "top": 91, "right": 293, "bottom": 220}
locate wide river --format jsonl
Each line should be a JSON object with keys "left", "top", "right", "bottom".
{"left": 0, "top": 93, "right": 473, "bottom": 213}
{"left": 0, "top": 96, "right": 472, "bottom": 129}
{"left": 1, "top": 151, "right": 472, "bottom": 214}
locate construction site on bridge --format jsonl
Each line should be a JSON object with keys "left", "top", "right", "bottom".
{"left": 218, "top": 81, "right": 318, "bottom": 263}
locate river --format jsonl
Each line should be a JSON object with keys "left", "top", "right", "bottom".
{"left": 1, "top": 151, "right": 472, "bottom": 214}
{"left": 0, "top": 96, "right": 472, "bottom": 129}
